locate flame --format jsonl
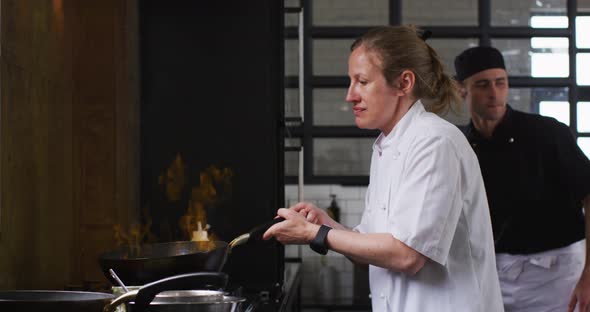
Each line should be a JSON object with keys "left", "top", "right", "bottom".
{"left": 113, "top": 159, "right": 232, "bottom": 253}
{"left": 159, "top": 153, "right": 186, "bottom": 202}
{"left": 112, "top": 205, "right": 155, "bottom": 257}
{"left": 113, "top": 219, "right": 152, "bottom": 257}
{"left": 180, "top": 165, "right": 233, "bottom": 240}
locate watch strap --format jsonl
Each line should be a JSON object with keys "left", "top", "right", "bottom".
{"left": 310, "top": 224, "right": 332, "bottom": 255}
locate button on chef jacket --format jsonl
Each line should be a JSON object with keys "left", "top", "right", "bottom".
{"left": 355, "top": 100, "right": 504, "bottom": 312}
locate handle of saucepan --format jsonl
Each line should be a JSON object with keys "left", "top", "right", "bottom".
{"left": 132, "top": 272, "right": 228, "bottom": 312}
{"left": 248, "top": 217, "right": 285, "bottom": 241}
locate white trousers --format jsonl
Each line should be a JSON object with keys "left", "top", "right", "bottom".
{"left": 496, "top": 240, "right": 585, "bottom": 312}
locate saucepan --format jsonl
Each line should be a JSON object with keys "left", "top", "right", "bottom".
{"left": 99, "top": 218, "right": 285, "bottom": 286}
{"left": 103, "top": 272, "right": 244, "bottom": 312}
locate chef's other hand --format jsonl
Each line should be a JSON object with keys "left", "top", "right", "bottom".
{"left": 262, "top": 208, "right": 319, "bottom": 244}
{"left": 290, "top": 202, "right": 333, "bottom": 226}
{"left": 568, "top": 270, "right": 590, "bottom": 312}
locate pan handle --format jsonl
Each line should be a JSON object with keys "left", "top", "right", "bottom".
{"left": 228, "top": 217, "right": 287, "bottom": 252}
{"left": 103, "top": 272, "right": 228, "bottom": 312}
{"left": 103, "top": 289, "right": 138, "bottom": 312}
{"left": 248, "top": 217, "right": 285, "bottom": 241}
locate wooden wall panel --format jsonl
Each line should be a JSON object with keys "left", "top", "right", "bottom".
{"left": 115, "top": 0, "right": 140, "bottom": 227}
{"left": 69, "top": 0, "right": 139, "bottom": 284}
{"left": 0, "top": 0, "right": 139, "bottom": 289}
{"left": 0, "top": 0, "right": 76, "bottom": 289}
{"left": 0, "top": 61, "right": 40, "bottom": 289}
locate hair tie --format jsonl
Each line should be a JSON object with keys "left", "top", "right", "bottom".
{"left": 420, "top": 30, "right": 432, "bottom": 41}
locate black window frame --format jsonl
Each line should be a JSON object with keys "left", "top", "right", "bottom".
{"left": 285, "top": 0, "right": 588, "bottom": 185}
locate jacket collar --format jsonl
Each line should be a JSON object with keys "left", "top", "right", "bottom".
{"left": 374, "top": 99, "right": 425, "bottom": 153}
{"left": 466, "top": 104, "right": 514, "bottom": 143}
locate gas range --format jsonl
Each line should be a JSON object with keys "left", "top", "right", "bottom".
{"left": 226, "top": 262, "right": 301, "bottom": 312}
{"left": 102, "top": 263, "right": 300, "bottom": 312}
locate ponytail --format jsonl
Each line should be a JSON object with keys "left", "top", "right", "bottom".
{"left": 424, "top": 44, "right": 461, "bottom": 115}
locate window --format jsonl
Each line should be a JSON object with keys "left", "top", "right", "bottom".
{"left": 539, "top": 101, "right": 570, "bottom": 125}
{"left": 491, "top": 38, "right": 569, "bottom": 77}
{"left": 578, "top": 101, "right": 590, "bottom": 158}
{"left": 313, "top": 139, "right": 373, "bottom": 176}
{"left": 285, "top": 0, "right": 589, "bottom": 185}
{"left": 578, "top": 102, "right": 590, "bottom": 132}
{"left": 578, "top": 138, "right": 590, "bottom": 158}
{"left": 403, "top": 0, "right": 477, "bottom": 25}
{"left": 313, "top": 0, "right": 388, "bottom": 26}
{"left": 530, "top": 15, "right": 568, "bottom": 28}
{"left": 492, "top": 0, "right": 566, "bottom": 27}
{"left": 313, "top": 89, "right": 353, "bottom": 126}
{"left": 531, "top": 37, "right": 569, "bottom": 78}
{"left": 577, "top": 54, "right": 590, "bottom": 85}
{"left": 577, "top": 17, "right": 590, "bottom": 48}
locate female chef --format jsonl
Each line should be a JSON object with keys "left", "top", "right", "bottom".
{"left": 264, "top": 25, "right": 503, "bottom": 311}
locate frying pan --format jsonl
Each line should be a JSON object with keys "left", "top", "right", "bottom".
{"left": 0, "top": 290, "right": 114, "bottom": 312}
{"left": 0, "top": 273, "right": 230, "bottom": 312}
{"left": 99, "top": 218, "right": 284, "bottom": 286}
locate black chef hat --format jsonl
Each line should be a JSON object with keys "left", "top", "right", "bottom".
{"left": 454, "top": 46, "right": 505, "bottom": 81}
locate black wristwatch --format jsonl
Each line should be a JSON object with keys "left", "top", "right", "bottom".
{"left": 310, "top": 224, "right": 332, "bottom": 255}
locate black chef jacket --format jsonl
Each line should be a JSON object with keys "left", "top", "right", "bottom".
{"left": 465, "top": 105, "right": 590, "bottom": 254}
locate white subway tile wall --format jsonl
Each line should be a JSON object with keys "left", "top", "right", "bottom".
{"left": 285, "top": 184, "right": 367, "bottom": 301}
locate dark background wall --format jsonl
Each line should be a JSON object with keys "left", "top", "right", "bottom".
{"left": 139, "top": 0, "right": 285, "bottom": 291}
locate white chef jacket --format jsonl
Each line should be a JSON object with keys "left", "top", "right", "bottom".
{"left": 354, "top": 100, "right": 504, "bottom": 312}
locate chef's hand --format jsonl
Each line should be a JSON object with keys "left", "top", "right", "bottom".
{"left": 290, "top": 202, "right": 334, "bottom": 227}
{"left": 568, "top": 269, "right": 590, "bottom": 312}
{"left": 262, "top": 208, "right": 319, "bottom": 244}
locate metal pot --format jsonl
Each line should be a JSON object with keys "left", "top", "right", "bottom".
{"left": 99, "top": 218, "right": 284, "bottom": 286}
{"left": 104, "top": 273, "right": 245, "bottom": 312}
{"left": 0, "top": 273, "right": 238, "bottom": 312}
{"left": 0, "top": 290, "right": 114, "bottom": 312}
{"left": 112, "top": 290, "right": 245, "bottom": 312}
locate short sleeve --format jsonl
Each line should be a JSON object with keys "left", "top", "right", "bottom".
{"left": 389, "top": 135, "right": 463, "bottom": 265}
{"left": 553, "top": 121, "right": 590, "bottom": 202}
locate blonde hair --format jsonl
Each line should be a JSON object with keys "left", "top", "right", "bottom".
{"left": 351, "top": 25, "right": 460, "bottom": 115}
